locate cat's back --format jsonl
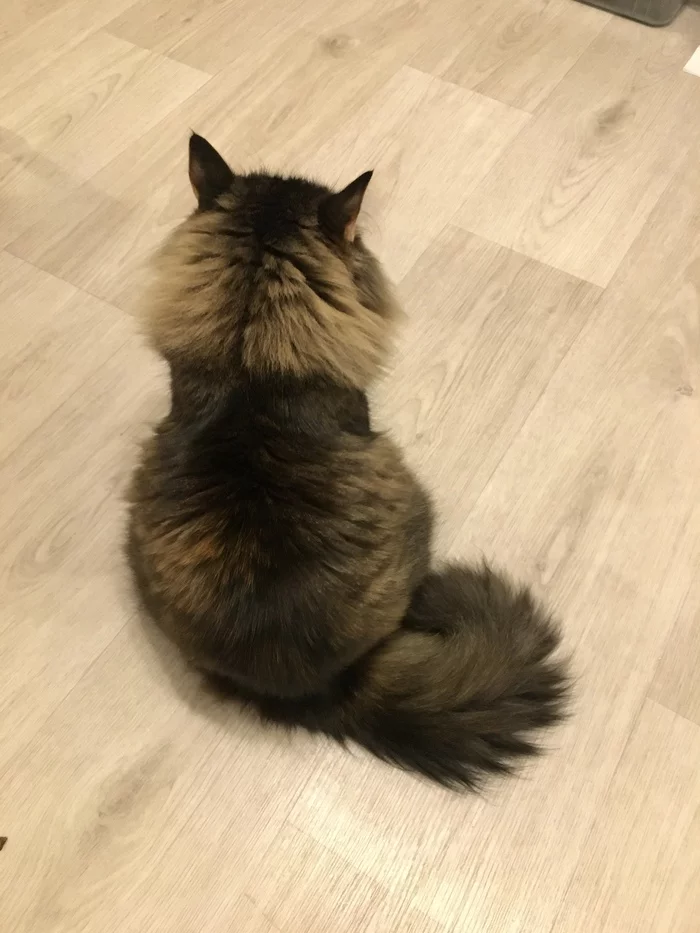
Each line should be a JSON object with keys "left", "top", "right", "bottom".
{"left": 127, "top": 379, "right": 391, "bottom": 621}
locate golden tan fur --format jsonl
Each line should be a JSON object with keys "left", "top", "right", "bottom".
{"left": 145, "top": 202, "right": 402, "bottom": 390}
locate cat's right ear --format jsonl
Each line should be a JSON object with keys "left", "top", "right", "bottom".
{"left": 188, "top": 133, "right": 235, "bottom": 209}
{"left": 319, "top": 171, "right": 373, "bottom": 243}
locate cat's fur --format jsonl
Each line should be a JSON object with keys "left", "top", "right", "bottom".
{"left": 127, "top": 133, "right": 569, "bottom": 789}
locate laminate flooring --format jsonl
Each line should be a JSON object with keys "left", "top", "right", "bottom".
{"left": 2, "top": 1, "right": 700, "bottom": 930}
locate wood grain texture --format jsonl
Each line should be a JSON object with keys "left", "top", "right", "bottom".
{"left": 649, "top": 506, "right": 700, "bottom": 726}
{"left": 456, "top": 12, "right": 700, "bottom": 285}
{"left": 553, "top": 700, "right": 700, "bottom": 933}
{"left": 0, "top": 32, "right": 208, "bottom": 177}
{"left": 107, "top": 0, "right": 300, "bottom": 74}
{"left": 248, "top": 822, "right": 447, "bottom": 933}
{"left": 3, "top": 1, "right": 700, "bottom": 931}
{"left": 0, "top": 27, "right": 208, "bottom": 249}
{"left": 451, "top": 148, "right": 700, "bottom": 794}
{"left": 301, "top": 67, "right": 530, "bottom": 280}
{"left": 412, "top": 0, "right": 609, "bottom": 112}
{"left": 0, "top": 251, "right": 125, "bottom": 458}
{"left": 0, "top": 327, "right": 164, "bottom": 771}
{"left": 1, "top": 621, "right": 323, "bottom": 932}
{"left": 0, "top": 0, "right": 139, "bottom": 98}
{"left": 7, "top": 29, "right": 431, "bottom": 308}
{"left": 375, "top": 225, "right": 602, "bottom": 535}
{"left": 0, "top": 0, "right": 73, "bottom": 43}
{"left": 107, "top": 0, "right": 461, "bottom": 77}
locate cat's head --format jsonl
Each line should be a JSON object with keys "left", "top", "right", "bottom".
{"left": 144, "top": 133, "right": 401, "bottom": 389}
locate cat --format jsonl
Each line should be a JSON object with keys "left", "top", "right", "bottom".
{"left": 127, "top": 133, "right": 569, "bottom": 789}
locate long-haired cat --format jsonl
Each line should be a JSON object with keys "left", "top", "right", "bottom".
{"left": 127, "top": 133, "right": 569, "bottom": 789}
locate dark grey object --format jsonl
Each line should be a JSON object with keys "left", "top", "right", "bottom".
{"left": 576, "top": 0, "right": 684, "bottom": 25}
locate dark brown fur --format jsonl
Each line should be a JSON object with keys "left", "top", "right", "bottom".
{"left": 127, "top": 134, "right": 569, "bottom": 789}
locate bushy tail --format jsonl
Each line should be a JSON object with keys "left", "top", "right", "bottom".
{"left": 335, "top": 564, "right": 569, "bottom": 788}
{"left": 290, "top": 564, "right": 568, "bottom": 790}
{"left": 239, "top": 564, "right": 569, "bottom": 790}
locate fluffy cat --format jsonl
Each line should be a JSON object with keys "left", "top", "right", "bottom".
{"left": 127, "top": 133, "right": 569, "bottom": 789}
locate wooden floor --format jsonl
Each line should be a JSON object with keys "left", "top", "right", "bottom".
{"left": 2, "top": 1, "right": 700, "bottom": 930}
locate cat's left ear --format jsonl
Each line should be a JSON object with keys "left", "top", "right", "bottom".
{"left": 319, "top": 170, "right": 373, "bottom": 243}
{"left": 188, "top": 132, "right": 235, "bottom": 208}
